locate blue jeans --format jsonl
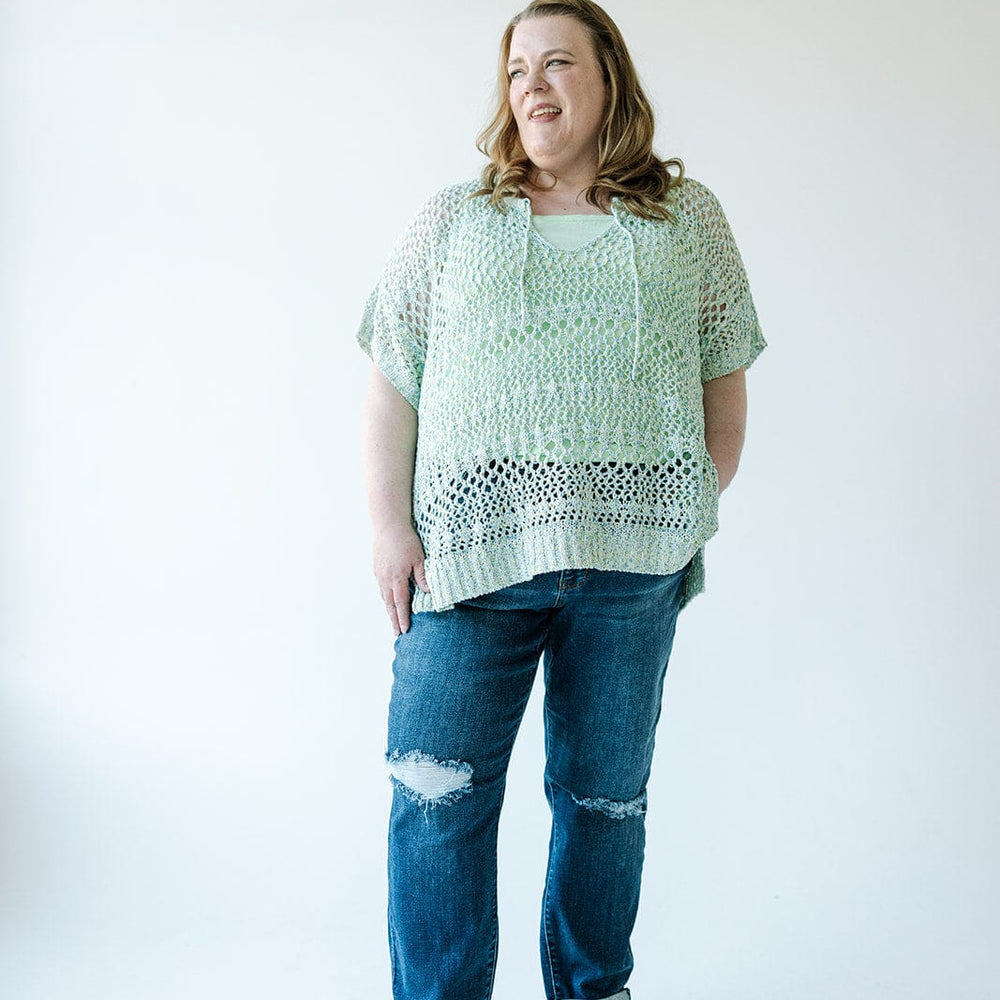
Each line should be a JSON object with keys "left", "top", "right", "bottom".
{"left": 385, "top": 565, "right": 690, "bottom": 1000}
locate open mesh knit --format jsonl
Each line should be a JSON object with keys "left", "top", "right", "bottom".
{"left": 358, "top": 177, "right": 765, "bottom": 612}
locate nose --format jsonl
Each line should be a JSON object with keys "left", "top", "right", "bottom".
{"left": 522, "top": 68, "right": 547, "bottom": 95}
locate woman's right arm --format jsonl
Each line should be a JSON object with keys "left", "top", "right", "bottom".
{"left": 361, "top": 364, "right": 430, "bottom": 636}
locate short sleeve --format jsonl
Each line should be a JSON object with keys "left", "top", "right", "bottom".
{"left": 691, "top": 183, "right": 766, "bottom": 382}
{"left": 356, "top": 185, "right": 462, "bottom": 410}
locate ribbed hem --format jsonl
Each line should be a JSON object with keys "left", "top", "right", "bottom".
{"left": 411, "top": 523, "right": 710, "bottom": 614}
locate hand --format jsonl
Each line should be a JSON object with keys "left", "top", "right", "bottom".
{"left": 372, "top": 523, "right": 430, "bottom": 636}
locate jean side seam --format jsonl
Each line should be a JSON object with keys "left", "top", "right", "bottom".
{"left": 540, "top": 630, "right": 557, "bottom": 998}
{"left": 541, "top": 817, "right": 561, "bottom": 999}
{"left": 482, "top": 865, "right": 500, "bottom": 1000}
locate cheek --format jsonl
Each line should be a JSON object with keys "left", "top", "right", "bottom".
{"left": 511, "top": 96, "right": 528, "bottom": 129}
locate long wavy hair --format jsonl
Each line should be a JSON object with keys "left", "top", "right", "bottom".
{"left": 473, "top": 0, "right": 683, "bottom": 220}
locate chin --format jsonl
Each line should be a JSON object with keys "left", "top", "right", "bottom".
{"left": 525, "top": 146, "right": 562, "bottom": 167}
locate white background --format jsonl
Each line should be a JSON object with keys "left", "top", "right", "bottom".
{"left": 2, "top": 1, "right": 998, "bottom": 997}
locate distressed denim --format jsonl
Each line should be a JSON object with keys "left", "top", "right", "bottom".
{"left": 386, "top": 565, "right": 690, "bottom": 1000}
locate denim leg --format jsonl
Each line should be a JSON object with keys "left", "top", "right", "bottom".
{"left": 538, "top": 567, "right": 688, "bottom": 1000}
{"left": 386, "top": 589, "right": 551, "bottom": 1000}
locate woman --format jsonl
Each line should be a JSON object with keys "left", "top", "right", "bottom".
{"left": 358, "top": 2, "right": 765, "bottom": 997}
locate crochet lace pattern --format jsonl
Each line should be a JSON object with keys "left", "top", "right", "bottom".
{"left": 358, "top": 177, "right": 765, "bottom": 613}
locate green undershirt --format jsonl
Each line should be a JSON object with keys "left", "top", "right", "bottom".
{"left": 530, "top": 213, "right": 615, "bottom": 251}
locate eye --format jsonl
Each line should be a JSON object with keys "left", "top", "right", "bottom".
{"left": 508, "top": 68, "right": 523, "bottom": 79}
{"left": 546, "top": 59, "right": 566, "bottom": 67}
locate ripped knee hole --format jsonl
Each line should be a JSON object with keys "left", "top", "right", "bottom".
{"left": 386, "top": 749, "right": 473, "bottom": 808}
{"left": 571, "top": 789, "right": 647, "bottom": 819}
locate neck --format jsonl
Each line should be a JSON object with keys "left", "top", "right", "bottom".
{"left": 529, "top": 163, "right": 598, "bottom": 195}
{"left": 524, "top": 169, "right": 607, "bottom": 214}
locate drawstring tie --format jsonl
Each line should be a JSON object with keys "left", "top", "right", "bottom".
{"left": 519, "top": 200, "right": 531, "bottom": 333}
{"left": 610, "top": 200, "right": 642, "bottom": 381}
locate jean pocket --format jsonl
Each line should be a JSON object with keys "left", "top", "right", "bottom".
{"left": 460, "top": 576, "right": 538, "bottom": 610}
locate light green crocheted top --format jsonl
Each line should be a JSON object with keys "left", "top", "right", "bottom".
{"left": 358, "top": 177, "right": 765, "bottom": 613}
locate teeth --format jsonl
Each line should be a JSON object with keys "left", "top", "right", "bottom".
{"left": 531, "top": 107, "right": 561, "bottom": 118}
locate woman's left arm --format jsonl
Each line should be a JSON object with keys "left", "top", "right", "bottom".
{"left": 703, "top": 367, "right": 747, "bottom": 493}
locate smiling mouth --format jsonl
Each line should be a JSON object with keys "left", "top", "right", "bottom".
{"left": 530, "top": 106, "right": 562, "bottom": 119}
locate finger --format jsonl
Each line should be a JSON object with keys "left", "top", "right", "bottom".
{"left": 380, "top": 580, "right": 404, "bottom": 635}
{"left": 383, "top": 594, "right": 401, "bottom": 636}
{"left": 395, "top": 588, "right": 411, "bottom": 634}
{"left": 414, "top": 561, "right": 430, "bottom": 593}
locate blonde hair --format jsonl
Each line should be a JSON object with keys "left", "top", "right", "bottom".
{"left": 473, "top": 0, "right": 683, "bottom": 221}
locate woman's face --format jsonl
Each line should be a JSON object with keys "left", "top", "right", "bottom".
{"left": 507, "top": 15, "right": 608, "bottom": 181}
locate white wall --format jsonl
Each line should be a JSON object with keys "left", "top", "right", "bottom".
{"left": 1, "top": 1, "right": 998, "bottom": 997}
